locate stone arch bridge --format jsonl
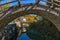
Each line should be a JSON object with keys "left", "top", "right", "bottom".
{"left": 0, "top": 5, "right": 60, "bottom": 32}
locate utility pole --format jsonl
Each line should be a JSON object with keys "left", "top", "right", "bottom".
{"left": 17, "top": 0, "right": 21, "bottom": 7}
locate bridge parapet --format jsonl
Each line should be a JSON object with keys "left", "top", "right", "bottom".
{"left": 0, "top": 9, "right": 60, "bottom": 31}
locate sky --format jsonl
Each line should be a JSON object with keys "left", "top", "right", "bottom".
{"left": 0, "top": 0, "right": 47, "bottom": 6}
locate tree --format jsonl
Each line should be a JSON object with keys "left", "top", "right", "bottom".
{"left": 0, "top": 0, "right": 11, "bottom": 12}
{"left": 27, "top": 18, "right": 60, "bottom": 40}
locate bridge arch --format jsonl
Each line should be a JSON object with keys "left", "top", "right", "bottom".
{"left": 0, "top": 9, "right": 60, "bottom": 32}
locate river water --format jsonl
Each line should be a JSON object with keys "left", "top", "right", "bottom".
{"left": 17, "top": 33, "right": 32, "bottom": 40}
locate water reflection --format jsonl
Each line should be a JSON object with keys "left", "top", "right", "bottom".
{"left": 17, "top": 33, "right": 31, "bottom": 40}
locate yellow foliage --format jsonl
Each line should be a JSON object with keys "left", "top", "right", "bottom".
{"left": 0, "top": 4, "right": 11, "bottom": 11}
{"left": 14, "top": 18, "right": 19, "bottom": 22}
{"left": 25, "top": 16, "right": 38, "bottom": 22}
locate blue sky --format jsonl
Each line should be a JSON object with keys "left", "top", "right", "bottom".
{"left": 0, "top": 0, "right": 47, "bottom": 6}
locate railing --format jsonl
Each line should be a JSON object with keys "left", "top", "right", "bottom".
{"left": 0, "top": 0, "right": 60, "bottom": 19}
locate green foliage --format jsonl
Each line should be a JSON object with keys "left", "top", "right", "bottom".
{"left": 27, "top": 19, "right": 60, "bottom": 40}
